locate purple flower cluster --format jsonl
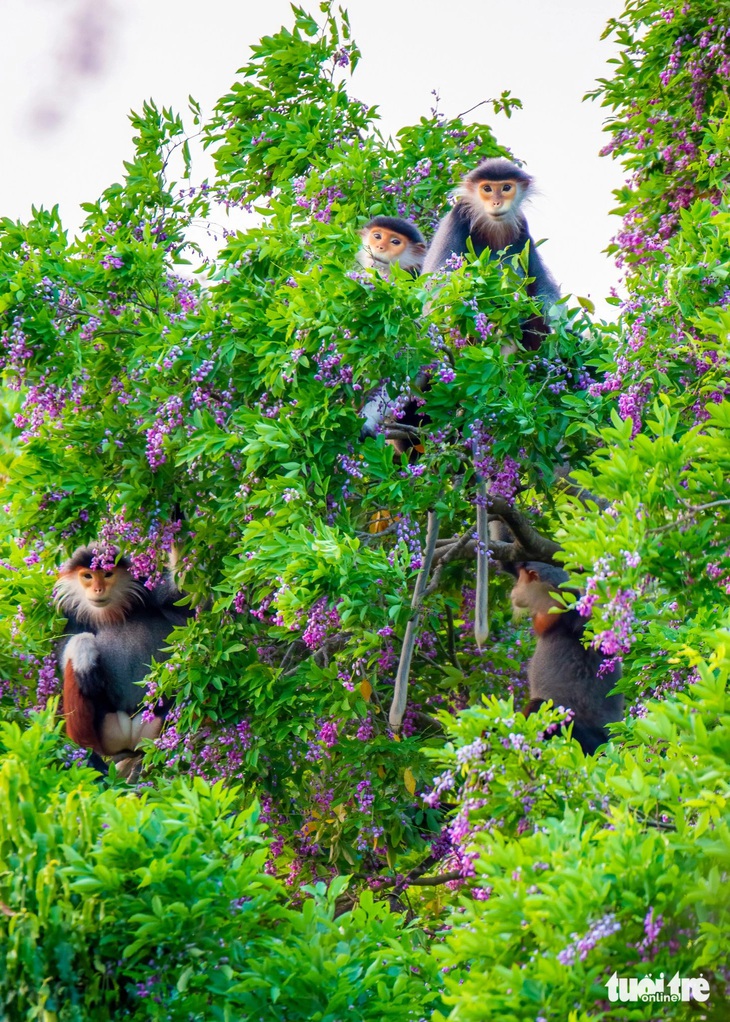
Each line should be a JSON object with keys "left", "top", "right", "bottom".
{"left": 145, "top": 395, "right": 184, "bottom": 470}
{"left": 313, "top": 339, "right": 354, "bottom": 388}
{"left": 557, "top": 913, "right": 621, "bottom": 966}
{"left": 156, "top": 711, "right": 253, "bottom": 785}
{"left": 466, "top": 419, "right": 521, "bottom": 501}
{"left": 292, "top": 175, "right": 346, "bottom": 223}
{"left": 302, "top": 596, "right": 341, "bottom": 650}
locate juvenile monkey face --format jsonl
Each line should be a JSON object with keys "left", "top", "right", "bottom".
{"left": 77, "top": 567, "right": 122, "bottom": 608}
{"left": 362, "top": 227, "right": 409, "bottom": 263}
{"left": 475, "top": 179, "right": 522, "bottom": 219}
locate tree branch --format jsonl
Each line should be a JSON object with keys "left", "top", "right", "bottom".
{"left": 433, "top": 500, "right": 562, "bottom": 568}
{"left": 390, "top": 511, "right": 440, "bottom": 733}
{"left": 475, "top": 478, "right": 489, "bottom": 647}
{"left": 553, "top": 464, "right": 610, "bottom": 510}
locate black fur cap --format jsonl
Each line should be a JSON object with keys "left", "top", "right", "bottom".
{"left": 466, "top": 158, "right": 532, "bottom": 186}
{"left": 61, "top": 546, "right": 131, "bottom": 573}
{"left": 362, "top": 216, "right": 425, "bottom": 246}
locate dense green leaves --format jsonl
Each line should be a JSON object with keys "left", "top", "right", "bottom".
{"left": 1, "top": 0, "right": 729, "bottom": 1017}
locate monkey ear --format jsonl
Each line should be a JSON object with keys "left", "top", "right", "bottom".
{"left": 526, "top": 569, "right": 540, "bottom": 583}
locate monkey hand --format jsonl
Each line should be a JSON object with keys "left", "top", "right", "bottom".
{"left": 359, "top": 418, "right": 379, "bottom": 442}
{"left": 359, "top": 383, "right": 392, "bottom": 442}
{"left": 62, "top": 632, "right": 105, "bottom": 696}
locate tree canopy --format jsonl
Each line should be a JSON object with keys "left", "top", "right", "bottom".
{"left": 0, "top": 1, "right": 728, "bottom": 1018}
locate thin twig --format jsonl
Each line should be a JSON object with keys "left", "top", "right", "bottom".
{"left": 679, "top": 498, "right": 730, "bottom": 512}
{"left": 456, "top": 99, "right": 489, "bottom": 119}
{"left": 396, "top": 871, "right": 463, "bottom": 890}
{"left": 553, "top": 464, "right": 610, "bottom": 510}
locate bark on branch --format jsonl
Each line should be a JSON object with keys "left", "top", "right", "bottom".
{"left": 389, "top": 510, "right": 440, "bottom": 734}
{"left": 433, "top": 498, "right": 562, "bottom": 569}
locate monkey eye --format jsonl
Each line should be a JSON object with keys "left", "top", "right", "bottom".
{"left": 391, "top": 238, "right": 401, "bottom": 246}
{"left": 104, "top": 571, "right": 114, "bottom": 578}
{"left": 482, "top": 184, "right": 492, "bottom": 193}
{"left": 372, "top": 232, "right": 382, "bottom": 239}
{"left": 503, "top": 184, "right": 512, "bottom": 193}
{"left": 81, "top": 572, "right": 92, "bottom": 580}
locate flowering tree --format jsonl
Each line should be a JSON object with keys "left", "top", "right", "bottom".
{"left": 0, "top": 0, "right": 728, "bottom": 1017}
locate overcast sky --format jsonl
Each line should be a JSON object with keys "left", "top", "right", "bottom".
{"left": 0, "top": 0, "right": 625, "bottom": 318}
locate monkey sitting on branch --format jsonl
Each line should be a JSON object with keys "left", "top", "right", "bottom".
{"left": 55, "top": 545, "right": 193, "bottom": 764}
{"left": 424, "top": 157, "right": 560, "bottom": 349}
{"left": 510, "top": 560, "right": 624, "bottom": 755}
{"left": 355, "top": 216, "right": 429, "bottom": 454}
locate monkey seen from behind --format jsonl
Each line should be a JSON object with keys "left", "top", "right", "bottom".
{"left": 510, "top": 560, "right": 624, "bottom": 755}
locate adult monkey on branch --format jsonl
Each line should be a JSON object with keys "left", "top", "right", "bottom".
{"left": 55, "top": 545, "right": 193, "bottom": 763}
{"left": 424, "top": 157, "right": 562, "bottom": 641}
{"left": 423, "top": 157, "right": 561, "bottom": 349}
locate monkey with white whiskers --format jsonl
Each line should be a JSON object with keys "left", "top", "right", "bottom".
{"left": 55, "top": 546, "right": 193, "bottom": 760}
{"left": 357, "top": 215, "right": 426, "bottom": 279}
{"left": 510, "top": 561, "right": 624, "bottom": 754}
{"left": 424, "top": 158, "right": 560, "bottom": 349}
{"left": 356, "top": 216, "right": 428, "bottom": 449}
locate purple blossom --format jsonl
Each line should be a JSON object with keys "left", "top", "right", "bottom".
{"left": 557, "top": 913, "right": 621, "bottom": 965}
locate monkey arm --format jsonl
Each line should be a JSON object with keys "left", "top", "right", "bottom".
{"left": 60, "top": 632, "right": 106, "bottom": 697}
{"left": 422, "top": 205, "right": 471, "bottom": 274}
{"left": 60, "top": 633, "right": 107, "bottom": 753}
{"left": 147, "top": 572, "right": 195, "bottom": 626}
{"left": 526, "top": 241, "right": 561, "bottom": 309}
{"left": 359, "top": 382, "right": 393, "bottom": 440}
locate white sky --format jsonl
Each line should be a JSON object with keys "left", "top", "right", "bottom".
{"left": 0, "top": 0, "right": 625, "bottom": 318}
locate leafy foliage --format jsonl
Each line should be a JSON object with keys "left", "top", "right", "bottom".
{"left": 0, "top": 0, "right": 729, "bottom": 1018}
{"left": 0, "top": 715, "right": 440, "bottom": 1020}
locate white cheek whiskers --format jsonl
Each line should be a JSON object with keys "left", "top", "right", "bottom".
{"left": 54, "top": 573, "right": 145, "bottom": 626}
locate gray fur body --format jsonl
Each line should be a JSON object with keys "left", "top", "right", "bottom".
{"left": 58, "top": 573, "right": 191, "bottom": 718}
{"left": 514, "top": 561, "right": 624, "bottom": 753}
{"left": 528, "top": 614, "right": 624, "bottom": 726}
{"left": 423, "top": 160, "right": 560, "bottom": 349}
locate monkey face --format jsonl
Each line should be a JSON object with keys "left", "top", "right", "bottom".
{"left": 76, "top": 567, "right": 123, "bottom": 609}
{"left": 509, "top": 566, "right": 538, "bottom": 614}
{"left": 475, "top": 179, "right": 523, "bottom": 220}
{"left": 55, "top": 549, "right": 142, "bottom": 626}
{"left": 362, "top": 227, "right": 410, "bottom": 263}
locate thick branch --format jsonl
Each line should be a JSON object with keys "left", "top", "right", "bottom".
{"left": 475, "top": 478, "right": 489, "bottom": 647}
{"left": 384, "top": 424, "right": 422, "bottom": 443}
{"left": 487, "top": 496, "right": 562, "bottom": 562}
{"left": 390, "top": 511, "right": 440, "bottom": 733}
{"left": 433, "top": 500, "right": 562, "bottom": 569}
{"left": 554, "top": 464, "right": 610, "bottom": 510}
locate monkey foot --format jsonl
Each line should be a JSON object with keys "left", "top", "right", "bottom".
{"left": 113, "top": 754, "right": 144, "bottom": 783}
